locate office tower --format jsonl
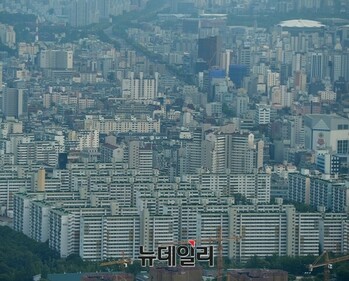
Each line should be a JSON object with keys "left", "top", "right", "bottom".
{"left": 2, "top": 88, "right": 27, "bottom": 118}
{"left": 229, "top": 64, "right": 249, "bottom": 89}
{"left": 255, "top": 104, "right": 271, "bottom": 125}
{"left": 198, "top": 36, "right": 221, "bottom": 68}
{"left": 310, "top": 52, "right": 325, "bottom": 81}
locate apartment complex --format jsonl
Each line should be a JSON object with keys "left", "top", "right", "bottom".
{"left": 288, "top": 171, "right": 349, "bottom": 212}
{"left": 10, "top": 164, "right": 349, "bottom": 261}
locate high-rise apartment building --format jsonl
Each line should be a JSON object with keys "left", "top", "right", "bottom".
{"left": 310, "top": 52, "right": 325, "bottom": 81}
{"left": 39, "top": 49, "right": 73, "bottom": 69}
{"left": 15, "top": 141, "right": 59, "bottom": 166}
{"left": 11, "top": 166, "right": 349, "bottom": 261}
{"left": 70, "top": 0, "right": 98, "bottom": 27}
{"left": 231, "top": 132, "right": 262, "bottom": 174}
{"left": 122, "top": 72, "right": 159, "bottom": 100}
{"left": 128, "top": 141, "right": 153, "bottom": 174}
{"left": 288, "top": 172, "right": 349, "bottom": 212}
{"left": 202, "top": 131, "right": 231, "bottom": 173}
{"left": 236, "top": 94, "right": 249, "bottom": 117}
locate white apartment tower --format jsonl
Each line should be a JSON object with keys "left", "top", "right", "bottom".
{"left": 231, "top": 132, "right": 260, "bottom": 174}
{"left": 128, "top": 141, "right": 153, "bottom": 174}
{"left": 122, "top": 72, "right": 159, "bottom": 100}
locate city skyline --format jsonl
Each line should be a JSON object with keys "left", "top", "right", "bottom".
{"left": 1, "top": 1, "right": 349, "bottom": 281}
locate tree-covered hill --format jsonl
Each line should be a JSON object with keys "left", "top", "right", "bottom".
{"left": 0, "top": 226, "right": 99, "bottom": 281}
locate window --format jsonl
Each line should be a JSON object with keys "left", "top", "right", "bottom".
{"left": 337, "top": 124, "right": 349, "bottom": 130}
{"left": 337, "top": 140, "right": 349, "bottom": 154}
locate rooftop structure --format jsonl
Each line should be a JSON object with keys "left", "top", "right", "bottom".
{"left": 278, "top": 19, "right": 325, "bottom": 28}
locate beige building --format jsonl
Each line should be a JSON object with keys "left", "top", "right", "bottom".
{"left": 0, "top": 24, "right": 16, "bottom": 48}
{"left": 84, "top": 115, "right": 160, "bottom": 134}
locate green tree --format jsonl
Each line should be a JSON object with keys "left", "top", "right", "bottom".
{"left": 222, "top": 103, "right": 234, "bottom": 117}
{"left": 244, "top": 255, "right": 270, "bottom": 269}
{"left": 336, "top": 262, "right": 349, "bottom": 281}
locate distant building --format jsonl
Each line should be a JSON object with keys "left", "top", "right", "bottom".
{"left": 277, "top": 19, "right": 325, "bottom": 32}
{"left": 206, "top": 102, "right": 222, "bottom": 118}
{"left": 47, "top": 272, "right": 133, "bottom": 281}
{"left": 198, "top": 36, "right": 221, "bottom": 68}
{"left": 236, "top": 94, "right": 249, "bottom": 117}
{"left": 310, "top": 51, "right": 326, "bottom": 81}
{"left": 84, "top": 115, "right": 161, "bottom": 134}
{"left": 128, "top": 141, "right": 153, "bottom": 174}
{"left": 288, "top": 171, "right": 349, "bottom": 212}
{"left": 122, "top": 72, "right": 159, "bottom": 100}
{"left": 304, "top": 114, "right": 349, "bottom": 157}
{"left": 294, "top": 71, "right": 307, "bottom": 91}
{"left": 229, "top": 202, "right": 321, "bottom": 260}
{"left": 0, "top": 24, "right": 16, "bottom": 48}
{"left": 255, "top": 104, "right": 271, "bottom": 125}
{"left": 229, "top": 64, "right": 249, "bottom": 89}
{"left": 316, "top": 150, "right": 340, "bottom": 175}
{"left": 39, "top": 49, "right": 73, "bottom": 69}
{"left": 100, "top": 143, "right": 125, "bottom": 163}
{"left": 2, "top": 88, "right": 27, "bottom": 118}
{"left": 227, "top": 269, "right": 288, "bottom": 281}
{"left": 319, "top": 89, "right": 337, "bottom": 103}
{"left": 69, "top": 0, "right": 99, "bottom": 27}
{"left": 0, "top": 62, "right": 2, "bottom": 88}
{"left": 150, "top": 266, "right": 203, "bottom": 281}
{"left": 66, "top": 130, "right": 99, "bottom": 151}
{"left": 230, "top": 132, "right": 263, "bottom": 174}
